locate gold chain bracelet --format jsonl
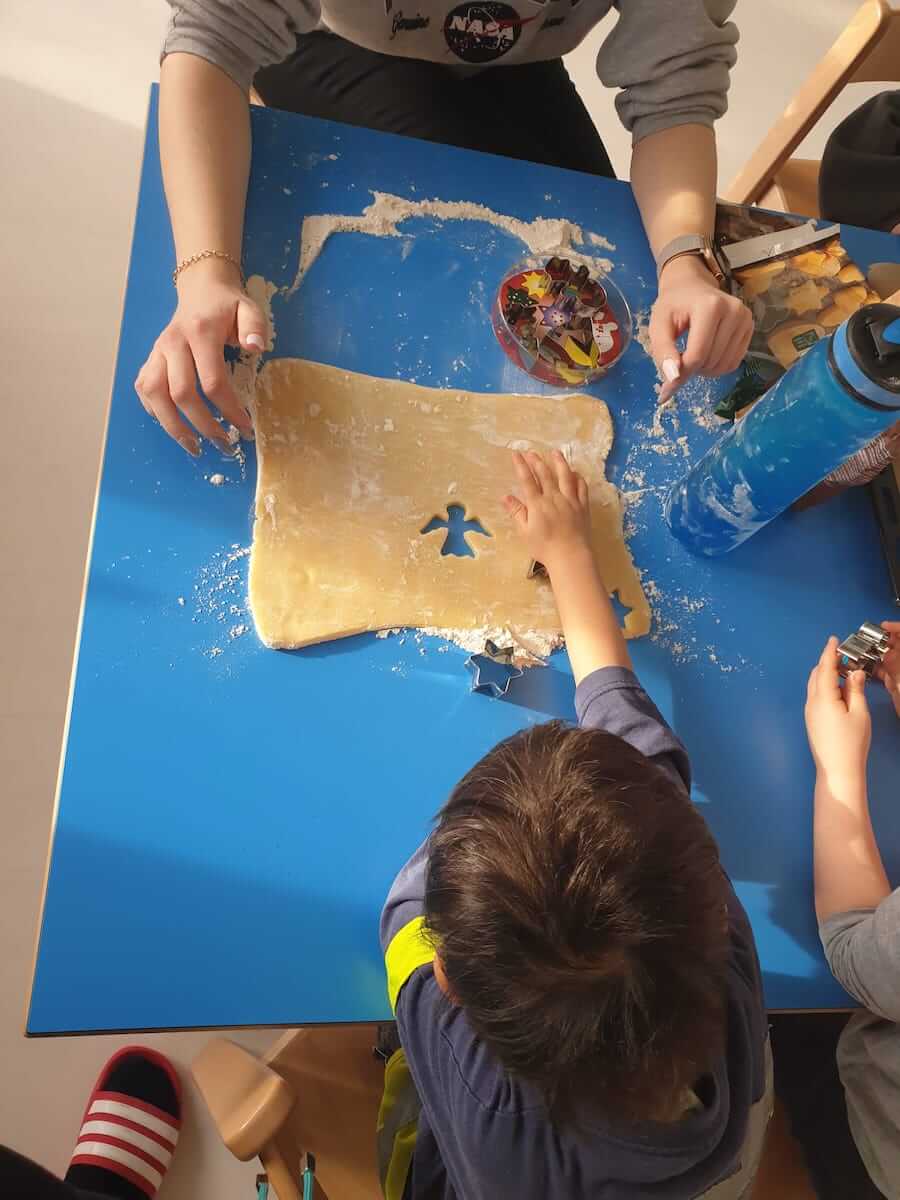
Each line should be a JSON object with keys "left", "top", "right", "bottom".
{"left": 173, "top": 250, "right": 245, "bottom": 288}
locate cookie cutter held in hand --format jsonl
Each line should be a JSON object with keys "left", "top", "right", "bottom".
{"left": 837, "top": 622, "right": 890, "bottom": 678}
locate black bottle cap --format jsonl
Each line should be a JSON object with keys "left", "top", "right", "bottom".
{"left": 843, "top": 303, "right": 900, "bottom": 395}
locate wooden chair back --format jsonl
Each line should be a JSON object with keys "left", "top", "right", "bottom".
{"left": 725, "top": 0, "right": 900, "bottom": 210}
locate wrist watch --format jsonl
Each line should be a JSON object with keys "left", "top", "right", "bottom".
{"left": 655, "top": 234, "right": 729, "bottom": 289}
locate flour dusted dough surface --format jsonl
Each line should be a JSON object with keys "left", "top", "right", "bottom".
{"left": 249, "top": 359, "right": 650, "bottom": 648}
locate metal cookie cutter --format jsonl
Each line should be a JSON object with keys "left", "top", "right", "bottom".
{"left": 465, "top": 639, "right": 524, "bottom": 698}
{"left": 837, "top": 622, "right": 890, "bottom": 678}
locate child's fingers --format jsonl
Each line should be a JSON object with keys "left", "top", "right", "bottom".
{"left": 881, "top": 621, "right": 900, "bottom": 633}
{"left": 502, "top": 493, "right": 528, "bottom": 528}
{"left": 817, "top": 636, "right": 842, "bottom": 700}
{"left": 551, "top": 449, "right": 578, "bottom": 501}
{"left": 577, "top": 476, "right": 589, "bottom": 507}
{"left": 527, "top": 451, "right": 556, "bottom": 494}
{"left": 845, "top": 669, "right": 868, "bottom": 715}
{"left": 806, "top": 663, "right": 819, "bottom": 702}
{"left": 511, "top": 451, "right": 540, "bottom": 501}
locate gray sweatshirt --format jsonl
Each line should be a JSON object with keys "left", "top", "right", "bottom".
{"left": 821, "top": 892, "right": 900, "bottom": 1200}
{"left": 162, "top": 0, "right": 738, "bottom": 144}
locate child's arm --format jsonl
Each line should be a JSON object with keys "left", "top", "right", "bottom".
{"left": 503, "top": 450, "right": 631, "bottom": 683}
{"left": 804, "top": 637, "right": 890, "bottom": 924}
{"left": 504, "top": 450, "right": 691, "bottom": 790}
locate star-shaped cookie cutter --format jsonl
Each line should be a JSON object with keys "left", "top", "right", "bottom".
{"left": 464, "top": 639, "right": 524, "bottom": 698}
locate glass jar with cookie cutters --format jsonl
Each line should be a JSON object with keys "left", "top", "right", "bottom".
{"left": 492, "top": 255, "right": 631, "bottom": 388}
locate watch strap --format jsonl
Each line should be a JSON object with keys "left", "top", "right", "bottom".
{"left": 656, "top": 234, "right": 727, "bottom": 285}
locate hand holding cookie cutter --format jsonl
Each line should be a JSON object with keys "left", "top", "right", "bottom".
{"left": 837, "top": 622, "right": 890, "bottom": 678}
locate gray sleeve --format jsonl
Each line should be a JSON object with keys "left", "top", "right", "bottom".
{"left": 596, "top": 0, "right": 739, "bottom": 145}
{"left": 162, "top": 1, "right": 318, "bottom": 94}
{"left": 820, "top": 889, "right": 900, "bottom": 1021}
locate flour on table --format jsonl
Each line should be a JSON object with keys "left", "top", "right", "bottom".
{"left": 417, "top": 624, "right": 560, "bottom": 665}
{"left": 634, "top": 309, "right": 653, "bottom": 359}
{"left": 589, "top": 232, "right": 616, "bottom": 251}
{"left": 192, "top": 543, "right": 251, "bottom": 661}
{"left": 208, "top": 473, "right": 226, "bottom": 486}
{"left": 617, "top": 477, "right": 750, "bottom": 674}
{"left": 377, "top": 623, "right": 560, "bottom": 664}
{"left": 288, "top": 191, "right": 616, "bottom": 296}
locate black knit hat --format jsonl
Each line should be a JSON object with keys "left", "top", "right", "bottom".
{"left": 819, "top": 90, "right": 900, "bottom": 232}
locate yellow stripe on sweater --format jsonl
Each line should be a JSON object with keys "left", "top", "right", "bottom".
{"left": 385, "top": 916, "right": 434, "bottom": 1012}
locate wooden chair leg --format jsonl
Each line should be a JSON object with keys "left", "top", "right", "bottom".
{"left": 265, "top": 1027, "right": 385, "bottom": 1200}
{"left": 259, "top": 1140, "right": 303, "bottom": 1200}
{"left": 191, "top": 1038, "right": 300, "bottom": 1200}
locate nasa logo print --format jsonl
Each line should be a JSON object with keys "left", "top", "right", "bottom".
{"left": 443, "top": 2, "right": 534, "bottom": 63}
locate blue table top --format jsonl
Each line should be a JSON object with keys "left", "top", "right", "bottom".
{"left": 28, "top": 87, "right": 900, "bottom": 1033}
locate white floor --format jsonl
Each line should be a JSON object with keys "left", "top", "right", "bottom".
{"left": 0, "top": 1, "right": 890, "bottom": 1194}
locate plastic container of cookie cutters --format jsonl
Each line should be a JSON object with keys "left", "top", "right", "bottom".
{"left": 492, "top": 255, "right": 631, "bottom": 388}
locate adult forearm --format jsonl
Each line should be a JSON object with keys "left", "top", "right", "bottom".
{"left": 548, "top": 549, "right": 632, "bottom": 684}
{"left": 813, "top": 774, "right": 890, "bottom": 922}
{"left": 159, "top": 53, "right": 250, "bottom": 267}
{"left": 630, "top": 124, "right": 717, "bottom": 258}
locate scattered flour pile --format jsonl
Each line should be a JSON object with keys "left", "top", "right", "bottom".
{"left": 191, "top": 544, "right": 252, "bottom": 660}
{"left": 288, "top": 191, "right": 616, "bottom": 296}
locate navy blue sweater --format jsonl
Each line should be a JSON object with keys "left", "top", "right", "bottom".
{"left": 380, "top": 667, "right": 768, "bottom": 1199}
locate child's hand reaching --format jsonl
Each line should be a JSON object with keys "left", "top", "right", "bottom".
{"left": 502, "top": 450, "right": 592, "bottom": 574}
{"left": 805, "top": 637, "right": 871, "bottom": 784}
{"left": 875, "top": 622, "right": 900, "bottom": 718}
{"left": 502, "top": 449, "right": 632, "bottom": 680}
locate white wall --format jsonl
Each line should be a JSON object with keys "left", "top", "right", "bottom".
{"left": 565, "top": 0, "right": 892, "bottom": 187}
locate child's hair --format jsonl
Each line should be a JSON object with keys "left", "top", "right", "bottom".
{"left": 424, "top": 721, "right": 730, "bottom": 1124}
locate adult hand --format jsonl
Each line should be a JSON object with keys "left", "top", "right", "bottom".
{"left": 650, "top": 255, "right": 753, "bottom": 403}
{"left": 134, "top": 259, "right": 265, "bottom": 456}
{"left": 805, "top": 637, "right": 871, "bottom": 784}
{"left": 503, "top": 450, "right": 592, "bottom": 573}
{"left": 876, "top": 621, "right": 900, "bottom": 718}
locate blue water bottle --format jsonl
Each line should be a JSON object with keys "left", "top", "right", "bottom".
{"left": 665, "top": 304, "right": 900, "bottom": 556}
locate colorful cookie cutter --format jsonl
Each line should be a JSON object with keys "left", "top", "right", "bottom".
{"left": 492, "top": 256, "right": 631, "bottom": 387}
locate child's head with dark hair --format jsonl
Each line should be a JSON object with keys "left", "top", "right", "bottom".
{"left": 424, "top": 721, "right": 729, "bottom": 1124}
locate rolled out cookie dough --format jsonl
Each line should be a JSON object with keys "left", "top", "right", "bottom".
{"left": 249, "top": 358, "right": 650, "bottom": 649}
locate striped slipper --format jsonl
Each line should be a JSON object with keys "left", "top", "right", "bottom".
{"left": 65, "top": 1046, "right": 181, "bottom": 1199}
